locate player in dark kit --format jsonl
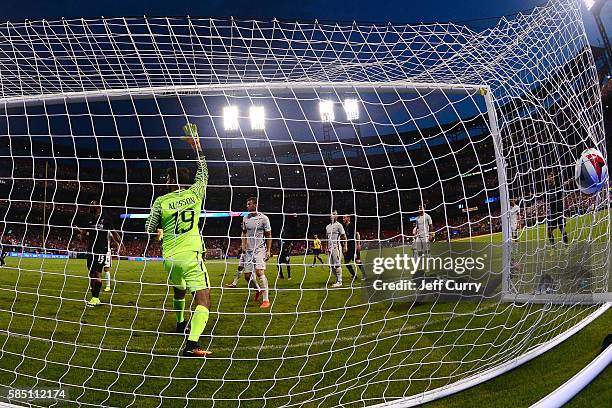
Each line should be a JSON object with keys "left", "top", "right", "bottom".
{"left": 77, "top": 201, "right": 122, "bottom": 307}
{"left": 278, "top": 240, "right": 293, "bottom": 280}
{"left": 278, "top": 214, "right": 297, "bottom": 280}
{"left": 546, "top": 173, "right": 568, "bottom": 245}
{"left": 0, "top": 244, "right": 8, "bottom": 267}
{"left": 342, "top": 215, "right": 366, "bottom": 280}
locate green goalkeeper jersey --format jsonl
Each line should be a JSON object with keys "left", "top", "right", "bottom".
{"left": 145, "top": 157, "right": 208, "bottom": 257}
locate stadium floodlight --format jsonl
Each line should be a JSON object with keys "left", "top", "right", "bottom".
{"left": 582, "top": 0, "right": 612, "bottom": 73}
{"left": 250, "top": 106, "right": 265, "bottom": 130}
{"left": 343, "top": 98, "right": 359, "bottom": 121}
{"left": 223, "top": 105, "right": 239, "bottom": 131}
{"left": 319, "top": 100, "right": 335, "bottom": 122}
{"left": 582, "top": 0, "right": 595, "bottom": 10}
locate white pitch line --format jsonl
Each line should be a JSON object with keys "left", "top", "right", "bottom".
{"left": 0, "top": 284, "right": 375, "bottom": 297}
{"left": 2, "top": 304, "right": 497, "bottom": 354}
{"left": 0, "top": 284, "right": 168, "bottom": 297}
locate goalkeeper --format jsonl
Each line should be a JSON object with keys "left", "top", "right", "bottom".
{"left": 145, "top": 123, "right": 211, "bottom": 358}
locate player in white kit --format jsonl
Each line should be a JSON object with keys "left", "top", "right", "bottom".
{"left": 241, "top": 197, "right": 272, "bottom": 308}
{"left": 103, "top": 248, "right": 112, "bottom": 292}
{"left": 509, "top": 199, "right": 521, "bottom": 241}
{"left": 326, "top": 210, "right": 347, "bottom": 288}
{"left": 413, "top": 205, "right": 433, "bottom": 257}
{"left": 224, "top": 248, "right": 255, "bottom": 290}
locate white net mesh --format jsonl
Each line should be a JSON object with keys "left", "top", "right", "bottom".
{"left": 0, "top": 0, "right": 609, "bottom": 406}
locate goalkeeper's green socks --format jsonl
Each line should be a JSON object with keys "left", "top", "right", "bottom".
{"left": 187, "top": 305, "right": 209, "bottom": 342}
{"left": 174, "top": 298, "right": 185, "bottom": 323}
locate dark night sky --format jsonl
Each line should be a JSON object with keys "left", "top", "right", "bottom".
{"left": 1, "top": 0, "right": 610, "bottom": 46}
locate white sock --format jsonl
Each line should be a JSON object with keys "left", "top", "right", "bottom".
{"left": 232, "top": 269, "right": 242, "bottom": 286}
{"left": 104, "top": 271, "right": 111, "bottom": 287}
{"left": 258, "top": 274, "right": 269, "bottom": 301}
{"left": 335, "top": 267, "right": 342, "bottom": 284}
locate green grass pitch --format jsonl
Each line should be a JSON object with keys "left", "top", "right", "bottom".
{"left": 0, "top": 212, "right": 608, "bottom": 407}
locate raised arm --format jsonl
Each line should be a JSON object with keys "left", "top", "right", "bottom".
{"left": 145, "top": 198, "right": 162, "bottom": 234}
{"left": 187, "top": 155, "right": 209, "bottom": 199}
{"left": 183, "top": 122, "right": 209, "bottom": 199}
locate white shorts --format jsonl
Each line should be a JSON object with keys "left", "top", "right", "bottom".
{"left": 104, "top": 251, "right": 112, "bottom": 268}
{"left": 511, "top": 224, "right": 519, "bottom": 239}
{"left": 243, "top": 248, "right": 266, "bottom": 273}
{"left": 328, "top": 246, "right": 341, "bottom": 268}
{"left": 413, "top": 237, "right": 430, "bottom": 254}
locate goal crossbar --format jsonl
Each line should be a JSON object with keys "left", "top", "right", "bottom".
{"left": 0, "top": 81, "right": 487, "bottom": 109}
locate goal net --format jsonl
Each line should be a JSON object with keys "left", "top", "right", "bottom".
{"left": 0, "top": 0, "right": 609, "bottom": 406}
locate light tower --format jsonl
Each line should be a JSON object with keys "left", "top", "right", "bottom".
{"left": 585, "top": 0, "right": 612, "bottom": 74}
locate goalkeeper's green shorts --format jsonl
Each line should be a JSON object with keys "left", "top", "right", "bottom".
{"left": 163, "top": 251, "right": 209, "bottom": 292}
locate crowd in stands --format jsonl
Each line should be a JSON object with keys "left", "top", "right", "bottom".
{"left": 0, "top": 207, "right": 506, "bottom": 259}
{"left": 2, "top": 186, "right": 607, "bottom": 261}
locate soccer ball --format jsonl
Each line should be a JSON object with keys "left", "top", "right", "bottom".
{"left": 574, "top": 148, "right": 607, "bottom": 195}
